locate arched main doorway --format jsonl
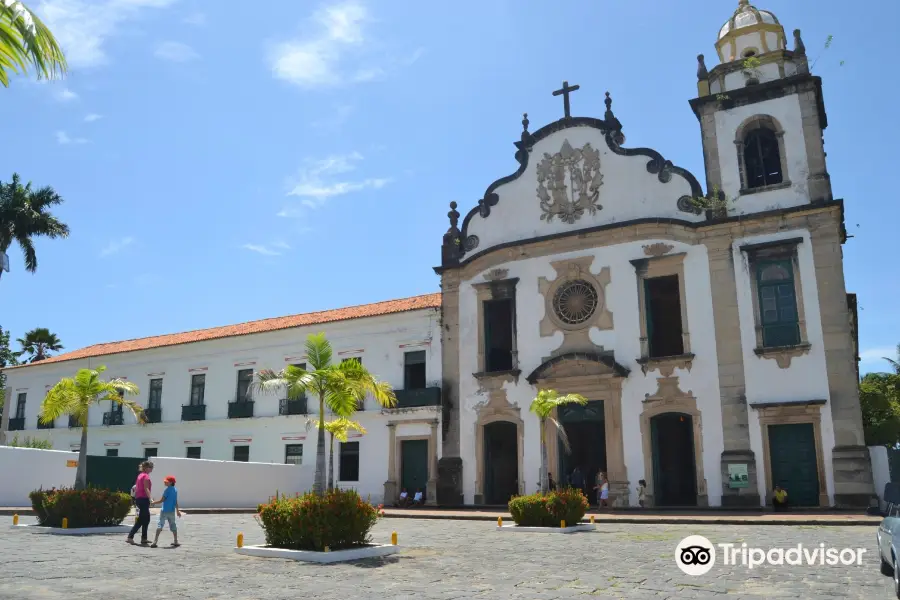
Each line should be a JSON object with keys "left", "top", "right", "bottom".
{"left": 484, "top": 421, "right": 518, "bottom": 505}
{"left": 557, "top": 400, "right": 606, "bottom": 502}
{"left": 650, "top": 412, "right": 698, "bottom": 507}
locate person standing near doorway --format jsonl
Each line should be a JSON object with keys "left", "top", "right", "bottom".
{"left": 127, "top": 461, "right": 154, "bottom": 545}
{"left": 570, "top": 467, "right": 585, "bottom": 498}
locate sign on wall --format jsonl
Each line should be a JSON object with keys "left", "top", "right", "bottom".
{"left": 728, "top": 463, "right": 749, "bottom": 489}
{"left": 66, "top": 460, "right": 78, "bottom": 468}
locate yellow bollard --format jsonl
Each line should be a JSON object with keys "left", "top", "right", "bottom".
{"left": 13, "top": 514, "right": 18, "bottom": 526}
{"left": 497, "top": 516, "right": 503, "bottom": 527}
{"left": 62, "top": 517, "right": 68, "bottom": 529}
{"left": 324, "top": 546, "right": 330, "bottom": 553}
{"left": 237, "top": 533, "right": 244, "bottom": 548}
{"left": 391, "top": 531, "right": 398, "bottom": 546}
{"left": 561, "top": 520, "right": 566, "bottom": 529}
{"left": 590, "top": 515, "right": 595, "bottom": 524}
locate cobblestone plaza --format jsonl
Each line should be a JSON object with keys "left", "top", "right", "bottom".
{"left": 0, "top": 515, "right": 893, "bottom": 599}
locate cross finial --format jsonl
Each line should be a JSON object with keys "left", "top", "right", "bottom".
{"left": 552, "top": 81, "right": 580, "bottom": 119}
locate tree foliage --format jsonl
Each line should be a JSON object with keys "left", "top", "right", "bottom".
{"left": 0, "top": 172, "right": 69, "bottom": 277}
{"left": 0, "top": 1, "right": 67, "bottom": 87}
{"left": 860, "top": 346, "right": 900, "bottom": 447}
{"left": 16, "top": 326, "right": 62, "bottom": 362}
{"left": 0, "top": 325, "right": 18, "bottom": 413}
{"left": 530, "top": 389, "right": 587, "bottom": 494}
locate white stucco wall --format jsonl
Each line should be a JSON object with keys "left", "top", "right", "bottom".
{"left": 456, "top": 240, "right": 725, "bottom": 505}
{"left": 714, "top": 95, "right": 810, "bottom": 214}
{"left": 2, "top": 308, "right": 442, "bottom": 506}
{"left": 463, "top": 125, "right": 703, "bottom": 257}
{"left": 869, "top": 445, "right": 891, "bottom": 511}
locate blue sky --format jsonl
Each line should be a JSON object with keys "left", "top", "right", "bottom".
{"left": 1, "top": 0, "right": 897, "bottom": 375}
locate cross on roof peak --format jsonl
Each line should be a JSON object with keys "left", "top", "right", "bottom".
{"left": 552, "top": 81, "right": 580, "bottom": 119}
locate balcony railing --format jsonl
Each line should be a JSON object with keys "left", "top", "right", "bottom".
{"left": 279, "top": 397, "right": 308, "bottom": 416}
{"left": 8, "top": 417, "right": 25, "bottom": 431}
{"left": 144, "top": 407, "right": 162, "bottom": 424}
{"left": 103, "top": 411, "right": 124, "bottom": 426}
{"left": 182, "top": 404, "right": 206, "bottom": 421}
{"left": 228, "top": 400, "right": 254, "bottom": 419}
{"left": 394, "top": 386, "right": 441, "bottom": 409}
{"left": 68, "top": 415, "right": 80, "bottom": 428}
{"left": 37, "top": 418, "right": 55, "bottom": 430}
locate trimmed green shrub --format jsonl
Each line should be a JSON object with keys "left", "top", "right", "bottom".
{"left": 29, "top": 487, "right": 131, "bottom": 528}
{"left": 508, "top": 487, "right": 589, "bottom": 527}
{"left": 256, "top": 488, "right": 383, "bottom": 551}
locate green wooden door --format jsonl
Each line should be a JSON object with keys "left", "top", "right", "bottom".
{"left": 768, "top": 423, "right": 819, "bottom": 507}
{"left": 400, "top": 440, "right": 429, "bottom": 498}
{"left": 85, "top": 455, "right": 144, "bottom": 493}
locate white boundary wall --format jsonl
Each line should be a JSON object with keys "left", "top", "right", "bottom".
{"left": 0, "top": 447, "right": 306, "bottom": 508}
{"left": 869, "top": 445, "right": 892, "bottom": 511}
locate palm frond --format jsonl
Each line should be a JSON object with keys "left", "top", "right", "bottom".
{"left": 39, "top": 377, "right": 79, "bottom": 422}
{"left": 529, "top": 389, "right": 588, "bottom": 419}
{"left": 549, "top": 416, "right": 572, "bottom": 453}
{"left": 305, "top": 333, "right": 332, "bottom": 370}
{"left": 0, "top": 1, "right": 67, "bottom": 87}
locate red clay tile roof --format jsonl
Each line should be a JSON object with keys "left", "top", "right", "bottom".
{"left": 6, "top": 293, "right": 442, "bottom": 370}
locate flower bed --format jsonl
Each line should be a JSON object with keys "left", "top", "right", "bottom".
{"left": 256, "top": 489, "right": 383, "bottom": 552}
{"left": 29, "top": 487, "right": 131, "bottom": 528}
{"left": 508, "top": 487, "right": 589, "bottom": 527}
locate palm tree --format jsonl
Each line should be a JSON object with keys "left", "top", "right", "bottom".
{"left": 0, "top": 1, "right": 67, "bottom": 87}
{"left": 16, "top": 327, "right": 62, "bottom": 362}
{"left": 255, "top": 333, "right": 395, "bottom": 496}
{"left": 884, "top": 344, "right": 900, "bottom": 374}
{"left": 322, "top": 418, "right": 367, "bottom": 491}
{"left": 530, "top": 389, "right": 588, "bottom": 494}
{"left": 0, "top": 173, "right": 70, "bottom": 280}
{"left": 39, "top": 365, "right": 142, "bottom": 489}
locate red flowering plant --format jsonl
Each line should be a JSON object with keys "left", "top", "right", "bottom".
{"left": 255, "top": 488, "right": 381, "bottom": 551}
{"left": 508, "top": 487, "right": 589, "bottom": 527}
{"left": 29, "top": 487, "right": 131, "bottom": 528}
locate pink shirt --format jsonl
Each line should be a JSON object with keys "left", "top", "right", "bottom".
{"left": 135, "top": 472, "right": 151, "bottom": 498}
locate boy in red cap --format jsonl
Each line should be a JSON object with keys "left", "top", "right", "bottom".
{"left": 150, "top": 475, "right": 181, "bottom": 547}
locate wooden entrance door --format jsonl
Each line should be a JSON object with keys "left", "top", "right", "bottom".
{"left": 401, "top": 439, "right": 429, "bottom": 500}
{"left": 768, "top": 423, "right": 819, "bottom": 507}
{"left": 650, "top": 413, "right": 697, "bottom": 506}
{"left": 484, "top": 421, "right": 518, "bottom": 504}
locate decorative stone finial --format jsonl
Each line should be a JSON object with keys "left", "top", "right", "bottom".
{"left": 604, "top": 92, "right": 625, "bottom": 147}
{"left": 738, "top": 0, "right": 750, "bottom": 7}
{"left": 697, "top": 54, "right": 709, "bottom": 80}
{"left": 793, "top": 29, "right": 806, "bottom": 55}
{"left": 522, "top": 113, "right": 529, "bottom": 133}
{"left": 448, "top": 201, "right": 460, "bottom": 229}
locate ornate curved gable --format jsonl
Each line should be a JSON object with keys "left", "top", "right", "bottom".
{"left": 526, "top": 351, "right": 631, "bottom": 385}
{"left": 439, "top": 92, "right": 706, "bottom": 268}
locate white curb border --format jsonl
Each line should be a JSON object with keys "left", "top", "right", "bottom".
{"left": 234, "top": 543, "right": 401, "bottom": 563}
{"left": 11, "top": 524, "right": 132, "bottom": 535}
{"left": 496, "top": 523, "right": 596, "bottom": 534}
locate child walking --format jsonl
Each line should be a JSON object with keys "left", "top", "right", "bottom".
{"left": 637, "top": 479, "right": 647, "bottom": 508}
{"left": 151, "top": 475, "right": 181, "bottom": 548}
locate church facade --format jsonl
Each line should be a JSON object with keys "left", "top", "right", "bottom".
{"left": 1, "top": 1, "right": 874, "bottom": 508}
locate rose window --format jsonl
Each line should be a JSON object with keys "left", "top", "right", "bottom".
{"left": 552, "top": 279, "right": 599, "bottom": 325}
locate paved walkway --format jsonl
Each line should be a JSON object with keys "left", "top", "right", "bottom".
{"left": 1, "top": 506, "right": 882, "bottom": 526}
{"left": 0, "top": 515, "right": 891, "bottom": 599}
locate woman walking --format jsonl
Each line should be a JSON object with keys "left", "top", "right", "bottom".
{"left": 127, "top": 461, "right": 154, "bottom": 545}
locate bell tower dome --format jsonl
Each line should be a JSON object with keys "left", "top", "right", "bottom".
{"left": 716, "top": 0, "right": 786, "bottom": 63}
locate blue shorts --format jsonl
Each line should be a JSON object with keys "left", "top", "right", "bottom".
{"left": 157, "top": 512, "right": 177, "bottom": 531}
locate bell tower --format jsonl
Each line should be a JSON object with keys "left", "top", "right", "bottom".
{"left": 691, "top": 0, "right": 832, "bottom": 208}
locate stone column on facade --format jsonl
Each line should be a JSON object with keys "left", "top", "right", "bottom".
{"left": 705, "top": 232, "right": 761, "bottom": 506}
{"left": 0, "top": 388, "right": 10, "bottom": 445}
{"left": 383, "top": 422, "right": 398, "bottom": 506}
{"left": 697, "top": 104, "right": 724, "bottom": 193}
{"left": 810, "top": 212, "right": 874, "bottom": 507}
{"left": 603, "top": 386, "right": 630, "bottom": 507}
{"left": 427, "top": 419, "right": 439, "bottom": 506}
{"left": 797, "top": 85, "right": 833, "bottom": 205}
{"left": 437, "top": 270, "right": 464, "bottom": 505}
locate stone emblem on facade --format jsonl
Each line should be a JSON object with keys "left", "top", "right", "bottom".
{"left": 536, "top": 139, "right": 604, "bottom": 224}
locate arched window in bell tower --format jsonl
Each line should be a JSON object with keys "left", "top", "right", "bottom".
{"left": 744, "top": 128, "right": 783, "bottom": 188}
{"left": 735, "top": 115, "right": 790, "bottom": 193}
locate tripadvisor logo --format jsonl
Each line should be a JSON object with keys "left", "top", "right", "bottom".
{"left": 675, "top": 536, "right": 868, "bottom": 575}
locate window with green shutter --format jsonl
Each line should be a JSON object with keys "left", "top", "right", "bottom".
{"left": 756, "top": 260, "right": 801, "bottom": 348}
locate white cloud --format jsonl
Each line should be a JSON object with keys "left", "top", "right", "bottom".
{"left": 84, "top": 113, "right": 102, "bottom": 122}
{"left": 54, "top": 87, "right": 78, "bottom": 101}
{"left": 860, "top": 347, "right": 898, "bottom": 364}
{"left": 35, "top": 0, "right": 177, "bottom": 69}
{"left": 283, "top": 152, "right": 391, "bottom": 209}
{"left": 242, "top": 241, "right": 290, "bottom": 256}
{"left": 55, "top": 130, "right": 88, "bottom": 145}
{"left": 268, "top": 1, "right": 373, "bottom": 88}
{"left": 183, "top": 11, "right": 205, "bottom": 25}
{"left": 99, "top": 236, "right": 134, "bottom": 257}
{"left": 154, "top": 40, "right": 200, "bottom": 62}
